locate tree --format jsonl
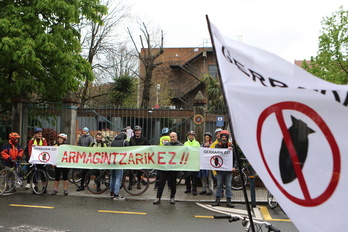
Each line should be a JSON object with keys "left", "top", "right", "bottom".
{"left": 203, "top": 74, "right": 224, "bottom": 110}
{"left": 77, "top": 0, "right": 132, "bottom": 108}
{"left": 0, "top": 1, "right": 107, "bottom": 104}
{"left": 128, "top": 23, "right": 164, "bottom": 108}
{"left": 302, "top": 6, "right": 348, "bottom": 84}
{"left": 110, "top": 75, "right": 136, "bottom": 107}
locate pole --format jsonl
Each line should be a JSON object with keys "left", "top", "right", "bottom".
{"left": 206, "top": 15, "right": 255, "bottom": 232}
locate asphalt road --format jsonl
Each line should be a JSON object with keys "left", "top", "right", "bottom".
{"left": 0, "top": 193, "right": 298, "bottom": 232}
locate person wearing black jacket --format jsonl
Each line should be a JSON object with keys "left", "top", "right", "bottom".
{"left": 109, "top": 132, "right": 129, "bottom": 200}
{"left": 129, "top": 125, "right": 150, "bottom": 190}
{"left": 153, "top": 132, "right": 183, "bottom": 205}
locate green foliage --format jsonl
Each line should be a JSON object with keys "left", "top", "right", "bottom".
{"left": 110, "top": 75, "right": 137, "bottom": 107}
{"left": 0, "top": 0, "right": 107, "bottom": 104}
{"left": 302, "top": 6, "right": 348, "bottom": 84}
{"left": 203, "top": 74, "right": 224, "bottom": 110}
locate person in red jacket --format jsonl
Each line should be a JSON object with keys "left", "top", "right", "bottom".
{"left": 1, "top": 132, "right": 24, "bottom": 167}
{"left": 25, "top": 127, "right": 48, "bottom": 193}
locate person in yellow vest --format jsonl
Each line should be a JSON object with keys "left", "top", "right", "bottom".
{"left": 25, "top": 127, "right": 48, "bottom": 193}
{"left": 210, "top": 128, "right": 222, "bottom": 148}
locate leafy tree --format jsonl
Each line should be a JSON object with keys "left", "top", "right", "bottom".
{"left": 203, "top": 74, "right": 224, "bottom": 110}
{"left": 302, "top": 6, "right": 348, "bottom": 84}
{"left": 110, "top": 75, "right": 137, "bottom": 107}
{"left": 0, "top": 0, "right": 107, "bottom": 105}
{"left": 78, "top": 0, "right": 132, "bottom": 108}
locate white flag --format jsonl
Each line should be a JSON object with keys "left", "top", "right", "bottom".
{"left": 208, "top": 20, "right": 348, "bottom": 231}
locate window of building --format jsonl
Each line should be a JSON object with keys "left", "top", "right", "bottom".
{"left": 208, "top": 65, "right": 217, "bottom": 77}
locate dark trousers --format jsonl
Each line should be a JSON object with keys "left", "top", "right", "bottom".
{"left": 156, "top": 171, "right": 177, "bottom": 199}
{"left": 185, "top": 172, "right": 199, "bottom": 191}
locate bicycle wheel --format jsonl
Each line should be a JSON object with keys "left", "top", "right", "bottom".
{"left": 31, "top": 169, "right": 48, "bottom": 195}
{"left": 85, "top": 169, "right": 110, "bottom": 194}
{"left": 231, "top": 168, "right": 248, "bottom": 190}
{"left": 176, "top": 171, "right": 184, "bottom": 185}
{"left": 144, "top": 169, "right": 157, "bottom": 184}
{"left": 267, "top": 191, "right": 278, "bottom": 209}
{"left": 0, "top": 174, "right": 7, "bottom": 195}
{"left": 71, "top": 169, "right": 83, "bottom": 187}
{"left": 45, "top": 165, "right": 61, "bottom": 181}
{"left": 122, "top": 169, "right": 149, "bottom": 196}
{"left": 0, "top": 168, "right": 17, "bottom": 193}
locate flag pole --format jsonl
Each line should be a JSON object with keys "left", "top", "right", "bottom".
{"left": 206, "top": 15, "right": 255, "bottom": 232}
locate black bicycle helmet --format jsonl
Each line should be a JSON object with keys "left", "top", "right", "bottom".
{"left": 133, "top": 125, "right": 142, "bottom": 131}
{"left": 34, "top": 127, "right": 43, "bottom": 133}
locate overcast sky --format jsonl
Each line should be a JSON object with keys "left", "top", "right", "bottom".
{"left": 130, "top": 0, "right": 346, "bottom": 63}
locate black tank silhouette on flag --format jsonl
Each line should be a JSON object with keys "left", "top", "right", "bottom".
{"left": 279, "top": 116, "right": 315, "bottom": 184}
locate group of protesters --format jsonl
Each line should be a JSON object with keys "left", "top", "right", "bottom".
{"left": 1, "top": 125, "right": 236, "bottom": 207}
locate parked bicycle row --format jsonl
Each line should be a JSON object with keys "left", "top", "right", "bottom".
{"left": 1, "top": 126, "right": 263, "bottom": 207}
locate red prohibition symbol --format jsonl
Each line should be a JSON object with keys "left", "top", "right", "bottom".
{"left": 210, "top": 155, "right": 223, "bottom": 168}
{"left": 38, "top": 152, "right": 50, "bottom": 162}
{"left": 257, "top": 101, "right": 340, "bottom": 207}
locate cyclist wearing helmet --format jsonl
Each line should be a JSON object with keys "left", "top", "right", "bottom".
{"left": 51, "top": 133, "right": 69, "bottom": 196}
{"left": 212, "top": 130, "right": 236, "bottom": 208}
{"left": 154, "top": 127, "right": 171, "bottom": 190}
{"left": 1, "top": 132, "right": 24, "bottom": 168}
{"left": 210, "top": 128, "right": 222, "bottom": 148}
{"left": 198, "top": 132, "right": 214, "bottom": 195}
{"left": 25, "top": 127, "right": 48, "bottom": 192}
{"left": 76, "top": 127, "right": 94, "bottom": 191}
{"left": 159, "top": 127, "right": 170, "bottom": 146}
{"left": 129, "top": 125, "right": 150, "bottom": 190}
{"left": 183, "top": 130, "right": 200, "bottom": 195}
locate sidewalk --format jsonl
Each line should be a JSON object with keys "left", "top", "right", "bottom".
{"left": 15, "top": 181, "right": 269, "bottom": 204}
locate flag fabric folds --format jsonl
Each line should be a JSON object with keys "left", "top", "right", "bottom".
{"left": 208, "top": 19, "right": 348, "bottom": 232}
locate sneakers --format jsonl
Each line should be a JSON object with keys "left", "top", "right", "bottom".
{"left": 127, "top": 185, "right": 132, "bottom": 190}
{"left": 51, "top": 190, "right": 58, "bottom": 195}
{"left": 114, "top": 195, "right": 125, "bottom": 200}
{"left": 170, "top": 198, "right": 175, "bottom": 204}
{"left": 76, "top": 186, "right": 85, "bottom": 191}
{"left": 192, "top": 190, "right": 197, "bottom": 196}
{"left": 207, "top": 190, "right": 213, "bottom": 196}
{"left": 153, "top": 198, "right": 161, "bottom": 204}
{"left": 64, "top": 190, "right": 68, "bottom": 195}
{"left": 137, "top": 182, "right": 141, "bottom": 189}
{"left": 25, "top": 183, "right": 31, "bottom": 189}
{"left": 184, "top": 189, "right": 191, "bottom": 193}
{"left": 109, "top": 191, "right": 115, "bottom": 199}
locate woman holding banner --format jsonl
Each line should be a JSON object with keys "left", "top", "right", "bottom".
{"left": 51, "top": 133, "right": 69, "bottom": 195}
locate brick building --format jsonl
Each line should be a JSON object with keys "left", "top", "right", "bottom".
{"left": 138, "top": 47, "right": 217, "bottom": 109}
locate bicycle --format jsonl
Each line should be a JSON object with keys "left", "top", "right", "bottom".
{"left": 85, "top": 169, "right": 110, "bottom": 194}
{"left": 0, "top": 174, "right": 7, "bottom": 195}
{"left": 214, "top": 214, "right": 281, "bottom": 232}
{"left": 232, "top": 158, "right": 255, "bottom": 190}
{"left": 267, "top": 191, "right": 286, "bottom": 214}
{"left": 0, "top": 160, "right": 48, "bottom": 195}
{"left": 45, "top": 164, "right": 63, "bottom": 181}
{"left": 122, "top": 169, "right": 149, "bottom": 196}
{"left": 84, "top": 168, "right": 150, "bottom": 196}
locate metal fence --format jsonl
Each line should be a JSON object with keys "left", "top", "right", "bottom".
{"left": 24, "top": 103, "right": 227, "bottom": 146}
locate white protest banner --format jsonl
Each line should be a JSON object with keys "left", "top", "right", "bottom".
{"left": 208, "top": 19, "right": 348, "bottom": 231}
{"left": 199, "top": 147, "right": 233, "bottom": 171}
{"left": 29, "top": 146, "right": 58, "bottom": 165}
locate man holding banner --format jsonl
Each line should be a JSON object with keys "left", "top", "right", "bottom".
{"left": 212, "top": 130, "right": 235, "bottom": 208}
{"left": 153, "top": 132, "right": 183, "bottom": 205}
